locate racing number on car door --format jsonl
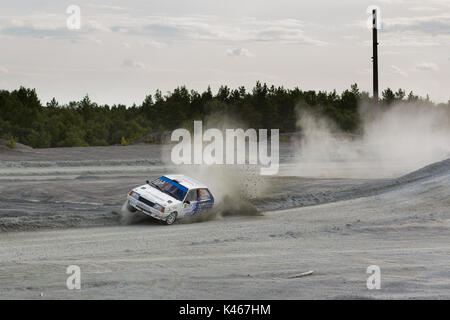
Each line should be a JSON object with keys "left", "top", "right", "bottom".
{"left": 183, "top": 189, "right": 198, "bottom": 215}
{"left": 197, "top": 189, "right": 213, "bottom": 211}
{"left": 183, "top": 189, "right": 212, "bottom": 215}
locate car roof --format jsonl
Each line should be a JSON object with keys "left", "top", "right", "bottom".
{"left": 165, "top": 174, "right": 207, "bottom": 190}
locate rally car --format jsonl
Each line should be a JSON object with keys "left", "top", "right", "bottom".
{"left": 126, "top": 174, "right": 214, "bottom": 225}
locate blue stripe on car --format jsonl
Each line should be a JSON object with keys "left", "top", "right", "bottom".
{"left": 160, "top": 176, "right": 188, "bottom": 193}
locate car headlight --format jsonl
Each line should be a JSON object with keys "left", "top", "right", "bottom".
{"left": 153, "top": 203, "right": 165, "bottom": 212}
{"left": 129, "top": 191, "right": 139, "bottom": 200}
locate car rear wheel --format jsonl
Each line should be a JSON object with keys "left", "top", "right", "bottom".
{"left": 127, "top": 201, "right": 137, "bottom": 212}
{"left": 165, "top": 212, "right": 177, "bottom": 225}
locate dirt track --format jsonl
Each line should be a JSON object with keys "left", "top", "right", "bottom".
{"left": 0, "top": 145, "right": 449, "bottom": 299}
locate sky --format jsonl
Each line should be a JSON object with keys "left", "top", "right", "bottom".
{"left": 0, "top": 0, "right": 449, "bottom": 105}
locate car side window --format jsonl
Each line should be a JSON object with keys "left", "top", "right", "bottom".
{"left": 198, "top": 188, "right": 211, "bottom": 201}
{"left": 185, "top": 189, "right": 198, "bottom": 202}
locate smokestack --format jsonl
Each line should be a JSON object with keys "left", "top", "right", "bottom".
{"left": 372, "top": 9, "right": 379, "bottom": 101}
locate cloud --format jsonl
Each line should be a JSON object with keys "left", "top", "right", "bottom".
{"left": 382, "top": 50, "right": 401, "bottom": 55}
{"left": 109, "top": 15, "right": 327, "bottom": 45}
{"left": 87, "top": 4, "right": 126, "bottom": 11}
{"left": 0, "top": 13, "right": 326, "bottom": 46}
{"left": 123, "top": 59, "right": 148, "bottom": 70}
{"left": 366, "top": 35, "right": 450, "bottom": 47}
{"left": 382, "top": 14, "right": 450, "bottom": 35}
{"left": 0, "top": 13, "right": 112, "bottom": 40}
{"left": 226, "top": 48, "right": 253, "bottom": 57}
{"left": 139, "top": 39, "right": 167, "bottom": 49}
{"left": 88, "top": 20, "right": 111, "bottom": 32}
{"left": 356, "top": 68, "right": 372, "bottom": 76}
{"left": 0, "top": 13, "right": 80, "bottom": 40}
{"left": 85, "top": 35, "right": 102, "bottom": 44}
{"left": 340, "top": 35, "right": 359, "bottom": 40}
{"left": 409, "top": 6, "right": 439, "bottom": 12}
{"left": 0, "top": 26, "right": 73, "bottom": 40}
{"left": 356, "top": 12, "right": 450, "bottom": 46}
{"left": 413, "top": 61, "right": 439, "bottom": 71}
{"left": 379, "top": 0, "right": 450, "bottom": 6}
{"left": 390, "top": 65, "right": 408, "bottom": 77}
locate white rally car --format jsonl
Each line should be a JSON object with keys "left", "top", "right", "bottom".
{"left": 127, "top": 174, "right": 214, "bottom": 225}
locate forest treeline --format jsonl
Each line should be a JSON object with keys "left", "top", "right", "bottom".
{"left": 0, "top": 82, "right": 447, "bottom": 148}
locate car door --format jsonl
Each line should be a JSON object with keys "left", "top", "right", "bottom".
{"left": 196, "top": 188, "right": 214, "bottom": 212}
{"left": 182, "top": 189, "right": 199, "bottom": 216}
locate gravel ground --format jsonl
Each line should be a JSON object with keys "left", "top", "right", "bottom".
{"left": 0, "top": 144, "right": 449, "bottom": 299}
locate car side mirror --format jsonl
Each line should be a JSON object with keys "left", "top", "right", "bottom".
{"left": 185, "top": 200, "right": 190, "bottom": 204}
{"left": 146, "top": 180, "right": 150, "bottom": 184}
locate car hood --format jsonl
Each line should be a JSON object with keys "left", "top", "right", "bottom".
{"left": 134, "top": 184, "right": 182, "bottom": 206}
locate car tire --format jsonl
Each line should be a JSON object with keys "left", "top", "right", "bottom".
{"left": 165, "top": 212, "right": 177, "bottom": 225}
{"left": 127, "top": 201, "right": 137, "bottom": 212}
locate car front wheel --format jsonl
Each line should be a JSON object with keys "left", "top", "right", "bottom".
{"left": 127, "top": 201, "right": 137, "bottom": 212}
{"left": 165, "top": 212, "right": 177, "bottom": 225}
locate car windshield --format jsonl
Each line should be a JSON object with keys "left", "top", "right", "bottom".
{"left": 151, "top": 177, "right": 187, "bottom": 201}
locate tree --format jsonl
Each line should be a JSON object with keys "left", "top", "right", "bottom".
{"left": 395, "top": 89, "right": 406, "bottom": 101}
{"left": 0, "top": 84, "right": 442, "bottom": 148}
{"left": 382, "top": 88, "right": 395, "bottom": 105}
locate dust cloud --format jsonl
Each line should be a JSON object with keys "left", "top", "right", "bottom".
{"left": 162, "top": 112, "right": 267, "bottom": 222}
{"left": 293, "top": 102, "right": 450, "bottom": 179}
{"left": 120, "top": 201, "right": 151, "bottom": 225}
